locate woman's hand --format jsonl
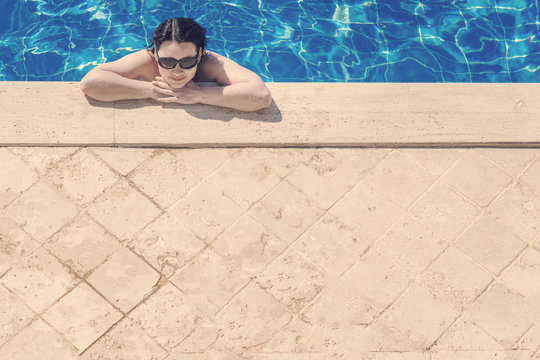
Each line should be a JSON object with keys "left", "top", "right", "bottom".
{"left": 151, "top": 77, "right": 202, "bottom": 104}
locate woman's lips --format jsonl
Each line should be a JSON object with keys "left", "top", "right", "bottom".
{"left": 171, "top": 77, "right": 185, "bottom": 81}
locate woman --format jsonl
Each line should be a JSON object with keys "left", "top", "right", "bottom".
{"left": 80, "top": 18, "right": 271, "bottom": 112}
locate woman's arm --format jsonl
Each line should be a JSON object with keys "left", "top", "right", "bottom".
{"left": 80, "top": 50, "right": 156, "bottom": 102}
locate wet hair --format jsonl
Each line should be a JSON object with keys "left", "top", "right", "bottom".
{"left": 147, "top": 18, "right": 207, "bottom": 56}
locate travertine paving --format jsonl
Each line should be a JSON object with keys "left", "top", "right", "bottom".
{"left": 1, "top": 146, "right": 540, "bottom": 360}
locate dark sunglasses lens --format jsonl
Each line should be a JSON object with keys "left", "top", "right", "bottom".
{"left": 179, "top": 57, "right": 198, "bottom": 69}
{"left": 159, "top": 58, "right": 177, "bottom": 69}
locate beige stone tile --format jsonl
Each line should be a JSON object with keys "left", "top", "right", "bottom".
{"left": 171, "top": 248, "right": 250, "bottom": 317}
{"left": 130, "top": 213, "right": 205, "bottom": 278}
{"left": 236, "top": 148, "right": 317, "bottom": 179}
{"left": 0, "top": 285, "right": 35, "bottom": 347}
{"left": 171, "top": 316, "right": 223, "bottom": 353}
{"left": 42, "top": 282, "right": 122, "bottom": 353}
{"left": 249, "top": 180, "right": 325, "bottom": 245}
{"left": 44, "top": 213, "right": 122, "bottom": 277}
{"left": 129, "top": 282, "right": 204, "bottom": 350}
{"left": 340, "top": 352, "right": 430, "bottom": 360}
{"left": 329, "top": 181, "right": 404, "bottom": 243}
{"left": 340, "top": 319, "right": 420, "bottom": 353}
{"left": 45, "top": 148, "right": 120, "bottom": 207}
{"left": 87, "top": 179, "right": 162, "bottom": 241}
{"left": 0, "top": 82, "right": 114, "bottom": 144}
{"left": 431, "top": 351, "right": 531, "bottom": 360}
{"left": 376, "top": 215, "right": 448, "bottom": 276}
{"left": 501, "top": 247, "right": 540, "bottom": 299}
{"left": 0, "top": 148, "right": 38, "bottom": 209}
{"left": 0, "top": 247, "right": 78, "bottom": 313}
{"left": 165, "top": 346, "right": 237, "bottom": 360}
{"left": 212, "top": 214, "right": 288, "bottom": 277}
{"left": 364, "top": 150, "right": 437, "bottom": 209}
{"left": 90, "top": 147, "right": 155, "bottom": 175}
{"left": 0, "top": 216, "right": 40, "bottom": 276}
{"left": 521, "top": 156, "right": 540, "bottom": 194}
{"left": 259, "top": 316, "right": 329, "bottom": 353}
{"left": 7, "top": 147, "right": 77, "bottom": 175}
{"left": 286, "top": 149, "right": 383, "bottom": 209}
{"left": 433, "top": 316, "right": 504, "bottom": 350}
{"left": 468, "top": 283, "right": 535, "bottom": 348}
{"left": 128, "top": 150, "right": 203, "bottom": 209}
{"left": 382, "top": 284, "right": 460, "bottom": 348}
{"left": 248, "top": 354, "right": 313, "bottom": 360}
{"left": 86, "top": 247, "right": 160, "bottom": 313}
{"left": 410, "top": 182, "right": 480, "bottom": 241}
{"left": 292, "top": 213, "right": 370, "bottom": 278}
{"left": 303, "top": 252, "right": 410, "bottom": 329}
{"left": 443, "top": 150, "right": 513, "bottom": 207}
{"left": 205, "top": 150, "right": 282, "bottom": 209}
{"left": 0, "top": 319, "right": 78, "bottom": 360}
{"left": 168, "top": 181, "right": 245, "bottom": 244}
{"left": 170, "top": 148, "right": 234, "bottom": 180}
{"left": 488, "top": 181, "right": 540, "bottom": 241}
{"left": 480, "top": 149, "right": 539, "bottom": 177}
{"left": 404, "top": 148, "right": 466, "bottom": 177}
{"left": 456, "top": 215, "right": 526, "bottom": 276}
{"left": 255, "top": 248, "right": 326, "bottom": 313}
{"left": 513, "top": 324, "right": 540, "bottom": 352}
{"left": 5, "top": 181, "right": 78, "bottom": 243}
{"left": 215, "top": 282, "right": 291, "bottom": 358}
{"left": 80, "top": 317, "right": 168, "bottom": 360}
{"left": 420, "top": 247, "right": 493, "bottom": 311}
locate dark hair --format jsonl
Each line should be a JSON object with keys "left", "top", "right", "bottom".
{"left": 147, "top": 18, "right": 207, "bottom": 55}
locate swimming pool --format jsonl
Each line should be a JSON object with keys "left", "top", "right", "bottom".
{"left": 0, "top": 0, "right": 539, "bottom": 82}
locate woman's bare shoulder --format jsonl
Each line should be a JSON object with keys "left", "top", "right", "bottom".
{"left": 195, "top": 50, "right": 262, "bottom": 85}
{"left": 93, "top": 49, "right": 158, "bottom": 81}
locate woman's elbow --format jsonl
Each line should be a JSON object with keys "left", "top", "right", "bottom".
{"left": 251, "top": 86, "right": 271, "bottom": 111}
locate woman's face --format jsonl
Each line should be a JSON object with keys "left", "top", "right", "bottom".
{"left": 155, "top": 40, "right": 201, "bottom": 89}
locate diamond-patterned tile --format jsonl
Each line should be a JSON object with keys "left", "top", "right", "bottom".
{"left": 80, "top": 317, "right": 168, "bottom": 360}
{"left": 129, "top": 282, "right": 204, "bottom": 350}
{"left": 467, "top": 283, "right": 535, "bottom": 348}
{"left": 130, "top": 213, "right": 205, "bottom": 278}
{"left": 171, "top": 316, "right": 222, "bottom": 353}
{"left": 44, "top": 213, "right": 122, "bottom": 277}
{"left": 45, "top": 148, "right": 120, "bottom": 207}
{"left": 433, "top": 316, "right": 505, "bottom": 351}
{"left": 443, "top": 150, "right": 513, "bottom": 207}
{"left": 258, "top": 316, "right": 327, "bottom": 353}
{"left": 205, "top": 150, "right": 282, "bottom": 209}
{"left": 376, "top": 215, "right": 448, "bottom": 276}
{"left": 520, "top": 156, "right": 540, "bottom": 193}
{"left": 455, "top": 215, "right": 526, "bottom": 276}
{"left": 488, "top": 181, "right": 540, "bottom": 241}
{"left": 480, "top": 149, "right": 539, "bottom": 177}
{"left": 0, "top": 216, "right": 40, "bottom": 276}
{"left": 0, "top": 319, "right": 79, "bottom": 360}
{"left": 382, "top": 283, "right": 460, "bottom": 348}
{"left": 42, "top": 282, "right": 122, "bottom": 353}
{"left": 292, "top": 213, "right": 370, "bottom": 277}
{"left": 86, "top": 247, "right": 160, "bottom": 313}
{"left": 0, "top": 148, "right": 38, "bottom": 209}
{"left": 168, "top": 181, "right": 245, "bottom": 244}
{"left": 212, "top": 214, "right": 288, "bottom": 277}
{"left": 214, "top": 282, "right": 291, "bottom": 358}
{"left": 230, "top": 148, "right": 316, "bottom": 179}
{"left": 90, "top": 147, "right": 155, "bottom": 176}
{"left": 0, "top": 285, "right": 35, "bottom": 347}
{"left": 170, "top": 247, "right": 250, "bottom": 317}
{"left": 420, "top": 247, "right": 493, "bottom": 311}
{"left": 255, "top": 248, "right": 326, "bottom": 313}
{"left": 303, "top": 252, "right": 410, "bottom": 329}
{"left": 6, "top": 181, "right": 78, "bottom": 244}
{"left": 128, "top": 150, "right": 202, "bottom": 209}
{"left": 329, "top": 181, "right": 404, "bottom": 243}
{"left": 0, "top": 247, "right": 79, "bottom": 313}
{"left": 405, "top": 148, "right": 466, "bottom": 176}
{"left": 364, "top": 150, "right": 437, "bottom": 209}
{"left": 7, "top": 147, "right": 77, "bottom": 175}
{"left": 172, "top": 148, "right": 232, "bottom": 179}
{"left": 250, "top": 180, "right": 325, "bottom": 244}
{"left": 501, "top": 247, "right": 540, "bottom": 300}
{"left": 431, "top": 351, "right": 531, "bottom": 360}
{"left": 87, "top": 179, "right": 162, "bottom": 242}
{"left": 410, "top": 182, "right": 480, "bottom": 241}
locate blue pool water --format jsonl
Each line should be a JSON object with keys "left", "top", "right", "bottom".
{"left": 0, "top": 0, "right": 539, "bottom": 82}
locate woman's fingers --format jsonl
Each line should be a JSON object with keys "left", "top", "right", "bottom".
{"left": 152, "top": 86, "right": 175, "bottom": 96}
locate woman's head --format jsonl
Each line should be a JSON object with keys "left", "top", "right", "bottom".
{"left": 148, "top": 18, "right": 207, "bottom": 88}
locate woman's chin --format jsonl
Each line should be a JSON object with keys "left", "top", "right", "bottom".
{"left": 166, "top": 78, "right": 188, "bottom": 89}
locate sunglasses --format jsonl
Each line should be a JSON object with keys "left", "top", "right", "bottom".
{"left": 156, "top": 51, "right": 199, "bottom": 69}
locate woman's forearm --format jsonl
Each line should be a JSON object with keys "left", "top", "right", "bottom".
{"left": 80, "top": 69, "right": 153, "bottom": 102}
{"left": 197, "top": 82, "right": 271, "bottom": 111}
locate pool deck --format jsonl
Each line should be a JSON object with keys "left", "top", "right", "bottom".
{"left": 1, "top": 82, "right": 540, "bottom": 360}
